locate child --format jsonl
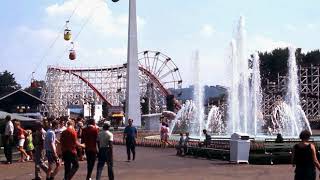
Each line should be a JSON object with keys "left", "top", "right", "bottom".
{"left": 163, "top": 123, "right": 172, "bottom": 148}
{"left": 160, "top": 122, "right": 166, "bottom": 148}
{"left": 183, "top": 132, "right": 190, "bottom": 155}
{"left": 25, "top": 130, "right": 34, "bottom": 161}
{"left": 176, "top": 132, "right": 184, "bottom": 156}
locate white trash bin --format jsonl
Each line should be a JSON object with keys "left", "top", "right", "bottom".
{"left": 230, "top": 133, "right": 250, "bottom": 164}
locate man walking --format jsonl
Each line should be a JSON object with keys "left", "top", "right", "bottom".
{"left": 123, "top": 119, "right": 137, "bottom": 161}
{"left": 32, "top": 122, "right": 48, "bottom": 180}
{"left": 96, "top": 121, "right": 114, "bottom": 180}
{"left": 60, "top": 120, "right": 84, "bottom": 180}
{"left": 82, "top": 119, "right": 99, "bottom": 180}
{"left": 45, "top": 120, "right": 61, "bottom": 180}
{"left": 3, "top": 115, "right": 14, "bottom": 164}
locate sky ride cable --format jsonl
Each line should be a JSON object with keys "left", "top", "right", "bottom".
{"left": 26, "top": 0, "right": 83, "bottom": 84}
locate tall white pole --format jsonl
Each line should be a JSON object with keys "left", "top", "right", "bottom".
{"left": 125, "top": 0, "right": 141, "bottom": 126}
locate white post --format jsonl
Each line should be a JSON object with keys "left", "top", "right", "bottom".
{"left": 125, "top": 0, "right": 141, "bottom": 126}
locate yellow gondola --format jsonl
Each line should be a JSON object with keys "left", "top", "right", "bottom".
{"left": 64, "top": 21, "right": 72, "bottom": 41}
{"left": 64, "top": 29, "right": 72, "bottom": 41}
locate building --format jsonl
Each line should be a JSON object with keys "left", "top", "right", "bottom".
{"left": 0, "top": 89, "right": 46, "bottom": 115}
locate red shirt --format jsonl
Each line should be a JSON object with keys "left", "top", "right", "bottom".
{"left": 16, "top": 127, "right": 25, "bottom": 139}
{"left": 60, "top": 127, "right": 78, "bottom": 155}
{"left": 82, "top": 125, "right": 98, "bottom": 153}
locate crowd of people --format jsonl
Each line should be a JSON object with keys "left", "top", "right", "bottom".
{"left": 4, "top": 114, "right": 320, "bottom": 180}
{"left": 2, "top": 115, "right": 138, "bottom": 180}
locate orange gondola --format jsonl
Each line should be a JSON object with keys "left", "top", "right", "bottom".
{"left": 30, "top": 72, "right": 38, "bottom": 88}
{"left": 69, "top": 42, "right": 76, "bottom": 60}
{"left": 31, "top": 81, "right": 38, "bottom": 88}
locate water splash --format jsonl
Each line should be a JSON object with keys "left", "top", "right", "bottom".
{"left": 228, "top": 39, "right": 239, "bottom": 133}
{"left": 228, "top": 16, "right": 253, "bottom": 134}
{"left": 251, "top": 52, "right": 263, "bottom": 135}
{"left": 189, "top": 51, "right": 205, "bottom": 137}
{"left": 169, "top": 100, "right": 194, "bottom": 135}
{"left": 169, "top": 101, "right": 225, "bottom": 136}
{"left": 269, "top": 47, "right": 312, "bottom": 136}
{"left": 206, "top": 105, "right": 225, "bottom": 135}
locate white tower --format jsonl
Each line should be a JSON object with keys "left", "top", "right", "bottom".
{"left": 125, "top": 0, "right": 141, "bottom": 126}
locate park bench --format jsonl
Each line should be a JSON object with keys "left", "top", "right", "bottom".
{"left": 264, "top": 142, "right": 293, "bottom": 165}
{"left": 186, "top": 137, "right": 230, "bottom": 160}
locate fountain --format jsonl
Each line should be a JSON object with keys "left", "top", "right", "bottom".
{"left": 206, "top": 105, "right": 225, "bottom": 135}
{"left": 169, "top": 100, "right": 194, "bottom": 135}
{"left": 268, "top": 47, "right": 312, "bottom": 136}
{"left": 189, "top": 51, "right": 205, "bottom": 137}
{"left": 168, "top": 51, "right": 205, "bottom": 137}
{"left": 227, "top": 16, "right": 262, "bottom": 136}
{"left": 168, "top": 16, "right": 312, "bottom": 140}
{"left": 143, "top": 16, "right": 320, "bottom": 165}
{"left": 250, "top": 52, "right": 263, "bottom": 135}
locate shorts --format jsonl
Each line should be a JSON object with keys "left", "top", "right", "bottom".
{"left": 46, "top": 151, "right": 59, "bottom": 165}
{"left": 18, "top": 139, "right": 25, "bottom": 147}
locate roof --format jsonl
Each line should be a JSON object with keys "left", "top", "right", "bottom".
{"left": 0, "top": 111, "right": 37, "bottom": 121}
{"left": 0, "top": 89, "right": 46, "bottom": 104}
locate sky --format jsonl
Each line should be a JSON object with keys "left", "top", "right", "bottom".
{"left": 0, "top": 0, "right": 319, "bottom": 88}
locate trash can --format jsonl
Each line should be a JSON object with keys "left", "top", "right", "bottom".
{"left": 230, "top": 133, "right": 250, "bottom": 164}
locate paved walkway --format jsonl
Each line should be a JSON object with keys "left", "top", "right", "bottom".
{"left": 0, "top": 145, "right": 297, "bottom": 180}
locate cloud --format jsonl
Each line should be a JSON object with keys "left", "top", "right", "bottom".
{"left": 306, "top": 23, "right": 317, "bottom": 30}
{"left": 249, "top": 35, "right": 291, "bottom": 52}
{"left": 200, "top": 24, "right": 214, "bottom": 37}
{"left": 46, "top": 0, "right": 146, "bottom": 37}
{"left": 285, "top": 23, "right": 318, "bottom": 32}
{"left": 284, "top": 24, "right": 297, "bottom": 32}
{"left": 107, "top": 47, "right": 127, "bottom": 57}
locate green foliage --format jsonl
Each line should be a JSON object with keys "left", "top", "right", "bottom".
{"left": 259, "top": 48, "right": 289, "bottom": 85}
{"left": 302, "top": 50, "right": 320, "bottom": 65}
{"left": 258, "top": 48, "right": 320, "bottom": 85}
{"left": 0, "top": 70, "right": 21, "bottom": 96}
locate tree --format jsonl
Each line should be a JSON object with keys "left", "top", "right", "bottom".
{"left": 259, "top": 48, "right": 289, "bottom": 85}
{"left": 258, "top": 48, "right": 320, "bottom": 86}
{"left": 302, "top": 50, "right": 320, "bottom": 65}
{"left": 0, "top": 70, "right": 21, "bottom": 96}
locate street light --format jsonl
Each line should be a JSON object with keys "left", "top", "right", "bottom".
{"left": 110, "top": 0, "right": 141, "bottom": 126}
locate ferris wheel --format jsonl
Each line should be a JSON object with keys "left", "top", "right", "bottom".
{"left": 138, "top": 50, "right": 182, "bottom": 91}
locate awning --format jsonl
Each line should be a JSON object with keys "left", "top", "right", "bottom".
{"left": 112, "top": 113, "right": 124, "bottom": 118}
{"left": 0, "top": 111, "right": 37, "bottom": 121}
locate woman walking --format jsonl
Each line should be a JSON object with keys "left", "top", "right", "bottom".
{"left": 15, "top": 121, "right": 30, "bottom": 162}
{"left": 292, "top": 130, "right": 320, "bottom": 180}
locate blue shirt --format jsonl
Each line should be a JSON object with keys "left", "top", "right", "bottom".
{"left": 124, "top": 126, "right": 137, "bottom": 141}
{"left": 44, "top": 129, "right": 56, "bottom": 152}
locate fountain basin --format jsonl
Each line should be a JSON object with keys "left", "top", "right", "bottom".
{"left": 143, "top": 133, "right": 320, "bottom": 164}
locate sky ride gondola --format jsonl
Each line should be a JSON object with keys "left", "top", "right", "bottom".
{"left": 64, "top": 21, "right": 72, "bottom": 41}
{"left": 69, "top": 42, "right": 76, "bottom": 60}
{"left": 30, "top": 72, "right": 38, "bottom": 88}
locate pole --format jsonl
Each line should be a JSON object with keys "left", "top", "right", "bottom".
{"left": 125, "top": 0, "right": 141, "bottom": 126}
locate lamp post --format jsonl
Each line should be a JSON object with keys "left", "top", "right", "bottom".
{"left": 111, "top": 0, "right": 141, "bottom": 126}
